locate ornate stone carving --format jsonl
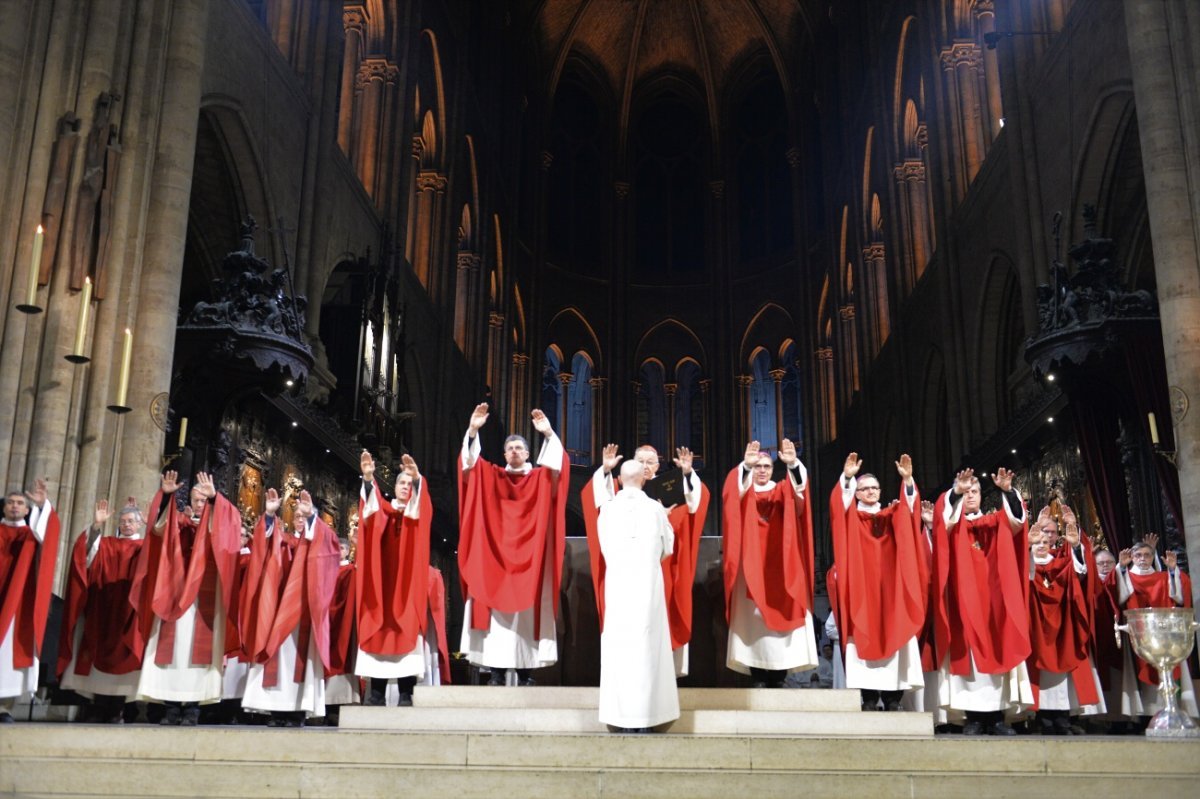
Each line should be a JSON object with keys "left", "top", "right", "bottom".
{"left": 417, "top": 170, "right": 446, "bottom": 192}
{"left": 940, "top": 41, "right": 982, "bottom": 72}
{"left": 613, "top": 180, "right": 630, "bottom": 200}
{"left": 343, "top": 6, "right": 367, "bottom": 34}
{"left": 893, "top": 159, "right": 926, "bottom": 182}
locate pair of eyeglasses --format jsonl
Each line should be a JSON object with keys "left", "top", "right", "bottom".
{"left": 856, "top": 486, "right": 881, "bottom": 492}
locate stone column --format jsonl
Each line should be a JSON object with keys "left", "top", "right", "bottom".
{"left": 374, "top": 60, "right": 399, "bottom": 209}
{"left": 839, "top": 304, "right": 860, "bottom": 394}
{"left": 589, "top": 376, "right": 607, "bottom": 461}
{"left": 664, "top": 382, "right": 677, "bottom": 455}
{"left": 454, "top": 251, "right": 480, "bottom": 359}
{"left": 337, "top": 6, "right": 365, "bottom": 154}
{"left": 698, "top": 378, "right": 711, "bottom": 463}
{"left": 356, "top": 58, "right": 389, "bottom": 199}
{"left": 557, "top": 372, "right": 573, "bottom": 453}
{"left": 735, "top": 375, "right": 754, "bottom": 448}
{"left": 487, "top": 310, "right": 505, "bottom": 400}
{"left": 769, "top": 368, "right": 786, "bottom": 451}
{"left": 816, "top": 346, "right": 836, "bottom": 441}
{"left": 940, "top": 41, "right": 986, "bottom": 191}
{"left": 412, "top": 170, "right": 444, "bottom": 289}
{"left": 862, "top": 242, "right": 890, "bottom": 351}
{"left": 115, "top": 0, "right": 209, "bottom": 496}
{"left": 509, "top": 352, "right": 529, "bottom": 432}
{"left": 973, "top": 0, "right": 1004, "bottom": 139}
{"left": 1124, "top": 0, "right": 1200, "bottom": 607}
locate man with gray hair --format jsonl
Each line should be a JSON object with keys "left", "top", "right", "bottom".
{"left": 0, "top": 478, "right": 59, "bottom": 724}
{"left": 597, "top": 459, "right": 679, "bottom": 732}
{"left": 458, "top": 402, "right": 568, "bottom": 686}
{"left": 58, "top": 496, "right": 147, "bottom": 722}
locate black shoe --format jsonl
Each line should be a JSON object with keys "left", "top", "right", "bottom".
{"left": 486, "top": 670, "right": 505, "bottom": 686}
{"left": 365, "top": 692, "right": 385, "bottom": 707}
{"left": 0, "top": 712, "right": 13, "bottom": 724}
{"left": 861, "top": 700, "right": 880, "bottom": 711}
{"left": 884, "top": 700, "right": 903, "bottom": 712}
{"left": 397, "top": 693, "right": 413, "bottom": 707}
{"left": 160, "top": 704, "right": 182, "bottom": 726}
{"left": 267, "top": 714, "right": 287, "bottom": 727}
{"left": 751, "top": 680, "right": 767, "bottom": 688}
{"left": 518, "top": 676, "right": 536, "bottom": 687}
{"left": 988, "top": 721, "right": 1017, "bottom": 736}
{"left": 962, "top": 720, "right": 984, "bottom": 735}
{"left": 180, "top": 705, "right": 200, "bottom": 726}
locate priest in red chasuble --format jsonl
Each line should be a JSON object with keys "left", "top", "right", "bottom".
{"left": 721, "top": 439, "right": 817, "bottom": 687}
{"left": 356, "top": 450, "right": 431, "bottom": 706}
{"left": 1024, "top": 505, "right": 1105, "bottom": 734}
{"left": 829, "top": 452, "right": 926, "bottom": 711}
{"left": 240, "top": 487, "right": 339, "bottom": 726}
{"left": 582, "top": 443, "right": 709, "bottom": 677}
{"left": 931, "top": 467, "right": 1033, "bottom": 735}
{"left": 1114, "top": 541, "right": 1198, "bottom": 719}
{"left": 131, "top": 471, "right": 242, "bottom": 725}
{"left": 58, "top": 497, "right": 146, "bottom": 722}
{"left": 0, "top": 478, "right": 60, "bottom": 724}
{"left": 458, "top": 403, "right": 569, "bottom": 686}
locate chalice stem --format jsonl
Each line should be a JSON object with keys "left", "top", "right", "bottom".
{"left": 1159, "top": 667, "right": 1178, "bottom": 716}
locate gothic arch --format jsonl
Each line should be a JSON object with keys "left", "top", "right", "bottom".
{"left": 547, "top": 307, "right": 604, "bottom": 372}
{"left": 635, "top": 318, "right": 706, "bottom": 372}
{"left": 417, "top": 29, "right": 448, "bottom": 166}
{"left": 738, "top": 302, "right": 795, "bottom": 366}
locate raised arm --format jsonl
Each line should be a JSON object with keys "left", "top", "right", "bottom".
{"left": 461, "top": 403, "right": 490, "bottom": 471}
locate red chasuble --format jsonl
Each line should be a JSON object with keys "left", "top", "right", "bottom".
{"left": 0, "top": 508, "right": 61, "bottom": 669}
{"left": 1123, "top": 569, "right": 1193, "bottom": 686}
{"left": 326, "top": 562, "right": 357, "bottom": 678}
{"left": 130, "top": 492, "right": 243, "bottom": 667}
{"left": 931, "top": 492, "right": 1030, "bottom": 676}
{"left": 581, "top": 476, "right": 709, "bottom": 649}
{"left": 828, "top": 483, "right": 927, "bottom": 661}
{"left": 58, "top": 532, "right": 144, "bottom": 678}
{"left": 1027, "top": 545, "right": 1099, "bottom": 706}
{"left": 241, "top": 514, "right": 339, "bottom": 685}
{"left": 720, "top": 468, "right": 813, "bottom": 633}
{"left": 457, "top": 450, "right": 570, "bottom": 637}
{"left": 427, "top": 566, "right": 451, "bottom": 684}
{"left": 355, "top": 481, "right": 432, "bottom": 656}
{"left": 1092, "top": 570, "right": 1122, "bottom": 689}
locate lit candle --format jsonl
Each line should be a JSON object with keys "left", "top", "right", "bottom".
{"left": 178, "top": 416, "right": 188, "bottom": 448}
{"left": 115, "top": 328, "right": 133, "bottom": 408}
{"left": 71, "top": 277, "right": 92, "bottom": 358}
{"left": 1148, "top": 412, "right": 1160, "bottom": 446}
{"left": 25, "top": 225, "right": 44, "bottom": 307}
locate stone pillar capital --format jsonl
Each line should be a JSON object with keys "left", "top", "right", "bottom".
{"left": 588, "top": 376, "right": 607, "bottom": 390}
{"left": 512, "top": 352, "right": 530, "bottom": 367}
{"left": 840, "top": 304, "right": 856, "bottom": 320}
{"left": 940, "top": 41, "right": 982, "bottom": 72}
{"left": 710, "top": 180, "right": 726, "bottom": 199}
{"left": 457, "top": 251, "right": 480, "bottom": 271}
{"left": 663, "top": 383, "right": 678, "bottom": 397}
{"left": 894, "top": 159, "right": 927, "bottom": 183}
{"left": 785, "top": 147, "right": 802, "bottom": 168}
{"left": 972, "top": 0, "right": 995, "bottom": 19}
{"left": 816, "top": 346, "right": 834, "bottom": 361}
{"left": 863, "top": 242, "right": 886, "bottom": 260}
{"left": 698, "top": 378, "right": 712, "bottom": 393}
{"left": 489, "top": 311, "right": 505, "bottom": 328}
{"left": 735, "top": 375, "right": 754, "bottom": 388}
{"left": 417, "top": 170, "right": 447, "bottom": 192}
{"left": 343, "top": 6, "right": 367, "bottom": 34}
{"left": 614, "top": 180, "right": 630, "bottom": 199}
{"left": 541, "top": 150, "right": 554, "bottom": 170}
{"left": 768, "top": 368, "right": 787, "bottom": 383}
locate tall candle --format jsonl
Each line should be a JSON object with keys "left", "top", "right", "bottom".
{"left": 1148, "top": 412, "right": 1160, "bottom": 445}
{"left": 25, "top": 225, "right": 44, "bottom": 306}
{"left": 71, "top": 277, "right": 92, "bottom": 357}
{"left": 115, "top": 328, "right": 133, "bottom": 408}
{"left": 178, "top": 417, "right": 188, "bottom": 448}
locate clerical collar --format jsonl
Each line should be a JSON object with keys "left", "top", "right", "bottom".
{"left": 857, "top": 501, "right": 881, "bottom": 513}
{"left": 965, "top": 510, "right": 984, "bottom": 520}
{"left": 391, "top": 498, "right": 408, "bottom": 511}
{"left": 1033, "top": 553, "right": 1053, "bottom": 565}
{"left": 753, "top": 481, "right": 776, "bottom": 492}
{"left": 1, "top": 518, "right": 27, "bottom": 527}
{"left": 1130, "top": 564, "right": 1157, "bottom": 575}
{"left": 505, "top": 462, "right": 533, "bottom": 475}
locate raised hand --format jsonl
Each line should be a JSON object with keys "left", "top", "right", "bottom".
{"left": 920, "top": 500, "right": 935, "bottom": 527}
{"left": 674, "top": 446, "right": 695, "bottom": 475}
{"left": 992, "top": 467, "right": 1015, "bottom": 492}
{"left": 1119, "top": 548, "right": 1132, "bottom": 567}
{"left": 1063, "top": 521, "right": 1080, "bottom": 548}
{"left": 26, "top": 477, "right": 48, "bottom": 507}
{"left": 401, "top": 453, "right": 420, "bottom": 481}
{"left": 895, "top": 453, "right": 913, "bottom": 484}
{"left": 1061, "top": 504, "right": 1078, "bottom": 527}
{"left": 161, "top": 470, "right": 181, "bottom": 494}
{"left": 469, "top": 402, "right": 490, "bottom": 433}
{"left": 265, "top": 487, "right": 281, "bottom": 516}
{"left": 194, "top": 472, "right": 216, "bottom": 500}
{"left": 778, "top": 439, "right": 797, "bottom": 467}
{"left": 360, "top": 450, "right": 376, "bottom": 483}
{"left": 1164, "top": 550, "right": 1178, "bottom": 570}
{"left": 743, "top": 441, "right": 762, "bottom": 470}
{"left": 1143, "top": 532, "right": 1160, "bottom": 551}
{"left": 531, "top": 408, "right": 553, "bottom": 436}
{"left": 953, "top": 468, "right": 975, "bottom": 495}
{"left": 296, "top": 489, "right": 314, "bottom": 520}
{"left": 602, "top": 443, "right": 623, "bottom": 473}
{"left": 843, "top": 452, "right": 862, "bottom": 478}
{"left": 93, "top": 499, "right": 110, "bottom": 529}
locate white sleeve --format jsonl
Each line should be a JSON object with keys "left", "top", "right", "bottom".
{"left": 403, "top": 480, "right": 423, "bottom": 520}
{"left": 839, "top": 474, "right": 856, "bottom": 511}
{"left": 263, "top": 516, "right": 275, "bottom": 539}
{"left": 461, "top": 431, "right": 480, "bottom": 471}
{"left": 1002, "top": 490, "right": 1026, "bottom": 530}
{"left": 1168, "top": 568, "right": 1186, "bottom": 603}
{"left": 1070, "top": 546, "right": 1088, "bottom": 575}
{"left": 1116, "top": 569, "right": 1134, "bottom": 604}
{"left": 785, "top": 461, "right": 808, "bottom": 499}
{"left": 943, "top": 490, "right": 962, "bottom": 526}
{"left": 85, "top": 528, "right": 103, "bottom": 568}
{"left": 737, "top": 466, "right": 753, "bottom": 498}
{"left": 591, "top": 465, "right": 615, "bottom": 507}
{"left": 903, "top": 481, "right": 918, "bottom": 511}
{"left": 27, "top": 498, "right": 53, "bottom": 544}
{"left": 659, "top": 506, "right": 675, "bottom": 561}
{"left": 360, "top": 479, "right": 380, "bottom": 520}
{"left": 536, "top": 432, "right": 565, "bottom": 471}
{"left": 682, "top": 473, "right": 703, "bottom": 513}
{"left": 824, "top": 611, "right": 839, "bottom": 642}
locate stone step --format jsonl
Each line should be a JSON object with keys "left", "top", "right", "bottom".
{"left": 338, "top": 704, "right": 933, "bottom": 736}
{"left": 2, "top": 725, "right": 1198, "bottom": 799}
{"left": 411, "top": 684, "right": 862, "bottom": 711}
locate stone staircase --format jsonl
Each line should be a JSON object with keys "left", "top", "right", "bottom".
{"left": 2, "top": 687, "right": 1198, "bottom": 798}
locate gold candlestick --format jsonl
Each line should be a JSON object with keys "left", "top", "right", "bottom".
{"left": 107, "top": 328, "right": 133, "bottom": 413}
{"left": 16, "top": 225, "right": 45, "bottom": 314}
{"left": 66, "top": 277, "right": 93, "bottom": 363}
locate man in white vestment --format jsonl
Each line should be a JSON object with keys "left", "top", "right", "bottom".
{"left": 597, "top": 460, "right": 679, "bottom": 733}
